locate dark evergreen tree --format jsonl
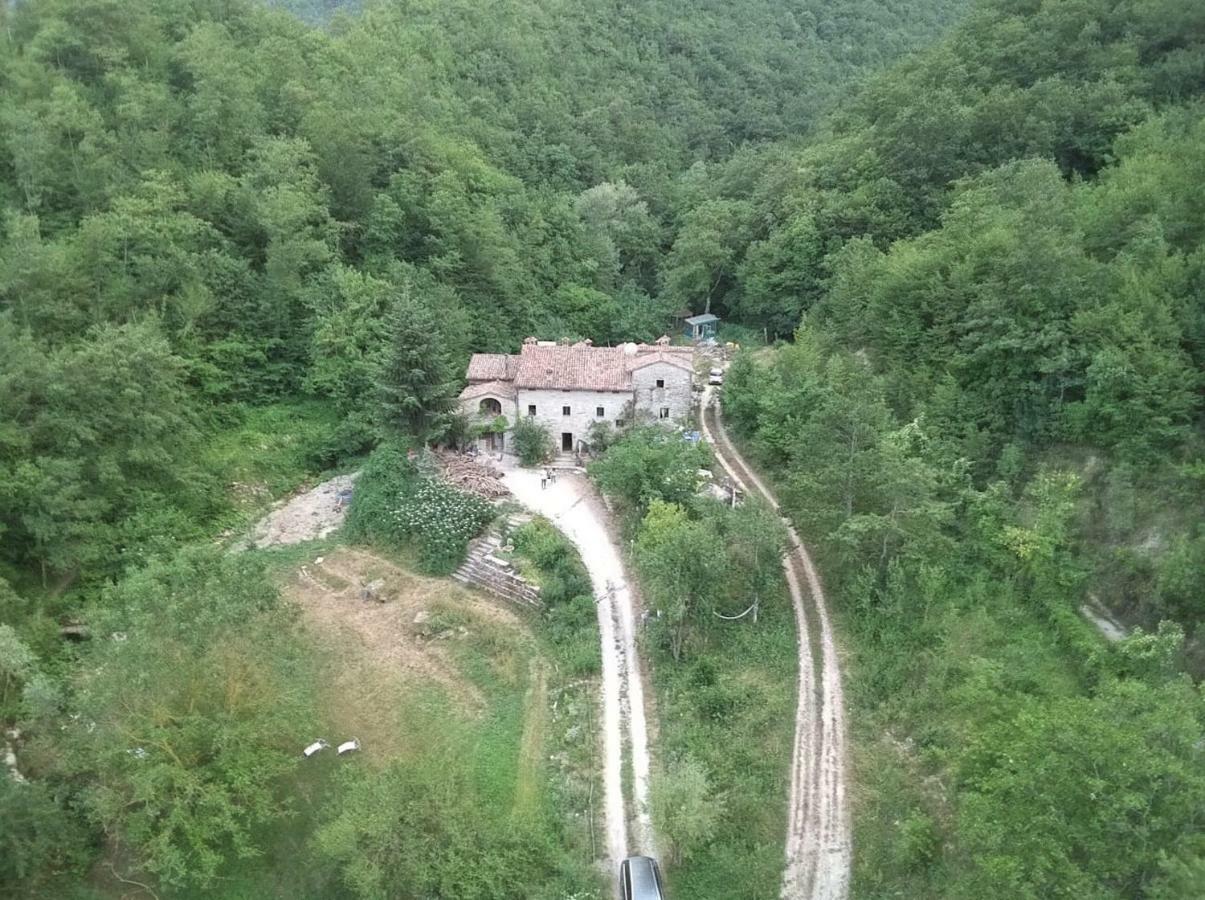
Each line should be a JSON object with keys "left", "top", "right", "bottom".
{"left": 374, "top": 296, "right": 458, "bottom": 442}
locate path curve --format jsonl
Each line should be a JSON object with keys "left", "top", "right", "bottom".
{"left": 701, "top": 387, "right": 851, "bottom": 900}
{"left": 502, "top": 465, "right": 655, "bottom": 875}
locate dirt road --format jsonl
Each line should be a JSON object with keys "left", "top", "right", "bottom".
{"left": 502, "top": 464, "right": 655, "bottom": 873}
{"left": 701, "top": 388, "right": 851, "bottom": 900}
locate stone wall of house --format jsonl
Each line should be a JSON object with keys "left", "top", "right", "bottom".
{"left": 459, "top": 394, "right": 519, "bottom": 426}
{"left": 517, "top": 388, "right": 630, "bottom": 451}
{"left": 630, "top": 361, "right": 694, "bottom": 425}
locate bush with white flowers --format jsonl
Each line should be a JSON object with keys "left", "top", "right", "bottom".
{"left": 389, "top": 477, "right": 494, "bottom": 573}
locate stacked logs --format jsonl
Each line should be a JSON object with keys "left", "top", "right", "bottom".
{"left": 435, "top": 449, "right": 510, "bottom": 500}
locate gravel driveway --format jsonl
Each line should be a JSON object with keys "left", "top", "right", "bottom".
{"left": 502, "top": 463, "right": 656, "bottom": 872}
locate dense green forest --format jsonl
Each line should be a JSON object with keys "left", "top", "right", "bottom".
{"left": 0, "top": 0, "right": 969, "bottom": 582}
{"left": 0, "top": 0, "right": 974, "bottom": 897}
{"left": 2, "top": 0, "right": 1203, "bottom": 897}
{"left": 710, "top": 0, "right": 1205, "bottom": 896}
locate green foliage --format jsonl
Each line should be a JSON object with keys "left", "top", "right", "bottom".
{"left": 0, "top": 319, "right": 202, "bottom": 579}
{"left": 0, "top": 778, "right": 92, "bottom": 897}
{"left": 511, "top": 417, "right": 554, "bottom": 467}
{"left": 0, "top": 623, "right": 37, "bottom": 719}
{"left": 342, "top": 443, "right": 416, "bottom": 545}
{"left": 1154, "top": 530, "right": 1205, "bottom": 625}
{"left": 47, "top": 547, "right": 321, "bottom": 889}
{"left": 650, "top": 756, "right": 725, "bottom": 865}
{"left": 313, "top": 704, "right": 597, "bottom": 900}
{"left": 723, "top": 315, "right": 1204, "bottom": 896}
{"left": 507, "top": 517, "right": 599, "bottom": 677}
{"left": 315, "top": 757, "right": 544, "bottom": 900}
{"left": 594, "top": 448, "right": 793, "bottom": 895}
{"left": 636, "top": 500, "right": 728, "bottom": 661}
{"left": 375, "top": 295, "right": 458, "bottom": 442}
{"left": 345, "top": 444, "right": 493, "bottom": 574}
{"left": 540, "top": 594, "right": 602, "bottom": 680}
{"left": 589, "top": 426, "right": 711, "bottom": 523}
{"left": 954, "top": 677, "right": 1203, "bottom": 899}
{"left": 6, "top": 0, "right": 1202, "bottom": 892}
{"left": 388, "top": 478, "right": 495, "bottom": 575}
{"left": 512, "top": 519, "right": 592, "bottom": 607}
{"left": 199, "top": 399, "right": 351, "bottom": 497}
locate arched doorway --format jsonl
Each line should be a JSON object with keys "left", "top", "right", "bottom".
{"left": 478, "top": 397, "right": 505, "bottom": 452}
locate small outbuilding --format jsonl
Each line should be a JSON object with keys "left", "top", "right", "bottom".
{"left": 684, "top": 313, "right": 719, "bottom": 341}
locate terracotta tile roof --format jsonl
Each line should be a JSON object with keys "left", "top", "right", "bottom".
{"left": 465, "top": 353, "right": 518, "bottom": 382}
{"left": 458, "top": 379, "right": 517, "bottom": 401}
{"left": 463, "top": 342, "right": 694, "bottom": 393}
{"left": 627, "top": 349, "right": 694, "bottom": 372}
{"left": 514, "top": 344, "right": 631, "bottom": 391}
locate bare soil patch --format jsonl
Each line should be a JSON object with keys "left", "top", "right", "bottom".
{"left": 237, "top": 473, "right": 359, "bottom": 550}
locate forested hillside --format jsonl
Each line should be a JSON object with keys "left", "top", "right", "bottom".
{"left": 0, "top": 1, "right": 977, "bottom": 897}
{"left": 713, "top": 0, "right": 1205, "bottom": 897}
{"left": 2, "top": 0, "right": 1203, "bottom": 897}
{"left": 0, "top": 0, "right": 967, "bottom": 584}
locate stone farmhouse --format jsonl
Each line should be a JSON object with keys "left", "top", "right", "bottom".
{"left": 459, "top": 337, "right": 695, "bottom": 455}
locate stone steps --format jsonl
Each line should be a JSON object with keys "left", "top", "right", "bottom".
{"left": 454, "top": 521, "right": 542, "bottom": 609}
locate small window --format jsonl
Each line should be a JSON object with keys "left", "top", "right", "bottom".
{"left": 527, "top": 405, "right": 536, "bottom": 416}
{"left": 562, "top": 405, "right": 571, "bottom": 416}
{"left": 596, "top": 406, "right": 605, "bottom": 418}
{"left": 659, "top": 407, "right": 670, "bottom": 419}
{"left": 655, "top": 378, "right": 665, "bottom": 388}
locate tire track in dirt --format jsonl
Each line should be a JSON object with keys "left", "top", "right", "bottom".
{"left": 701, "top": 388, "right": 851, "bottom": 900}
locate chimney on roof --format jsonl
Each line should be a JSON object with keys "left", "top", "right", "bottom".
{"left": 622, "top": 342, "right": 638, "bottom": 356}
{"left": 584, "top": 338, "right": 593, "bottom": 346}
{"left": 655, "top": 334, "right": 670, "bottom": 346}
{"left": 558, "top": 336, "right": 571, "bottom": 346}
{"left": 523, "top": 336, "right": 537, "bottom": 346}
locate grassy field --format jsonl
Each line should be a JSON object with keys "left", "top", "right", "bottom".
{"left": 82, "top": 536, "right": 605, "bottom": 900}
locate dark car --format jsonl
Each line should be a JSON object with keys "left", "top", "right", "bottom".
{"left": 619, "top": 856, "right": 665, "bottom": 900}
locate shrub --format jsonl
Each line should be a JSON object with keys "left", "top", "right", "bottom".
{"left": 389, "top": 478, "right": 494, "bottom": 574}
{"left": 512, "top": 417, "right": 553, "bottom": 466}
{"left": 513, "top": 520, "right": 591, "bottom": 604}
{"left": 542, "top": 595, "right": 601, "bottom": 677}
{"left": 650, "top": 757, "right": 724, "bottom": 864}
{"left": 343, "top": 443, "right": 420, "bottom": 545}
{"left": 347, "top": 443, "right": 494, "bottom": 573}
{"left": 589, "top": 426, "right": 711, "bottom": 522}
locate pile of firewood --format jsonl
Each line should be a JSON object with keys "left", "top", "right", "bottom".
{"left": 435, "top": 449, "right": 510, "bottom": 499}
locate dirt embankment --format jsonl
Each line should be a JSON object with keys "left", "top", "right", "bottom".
{"left": 235, "top": 473, "right": 359, "bottom": 551}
